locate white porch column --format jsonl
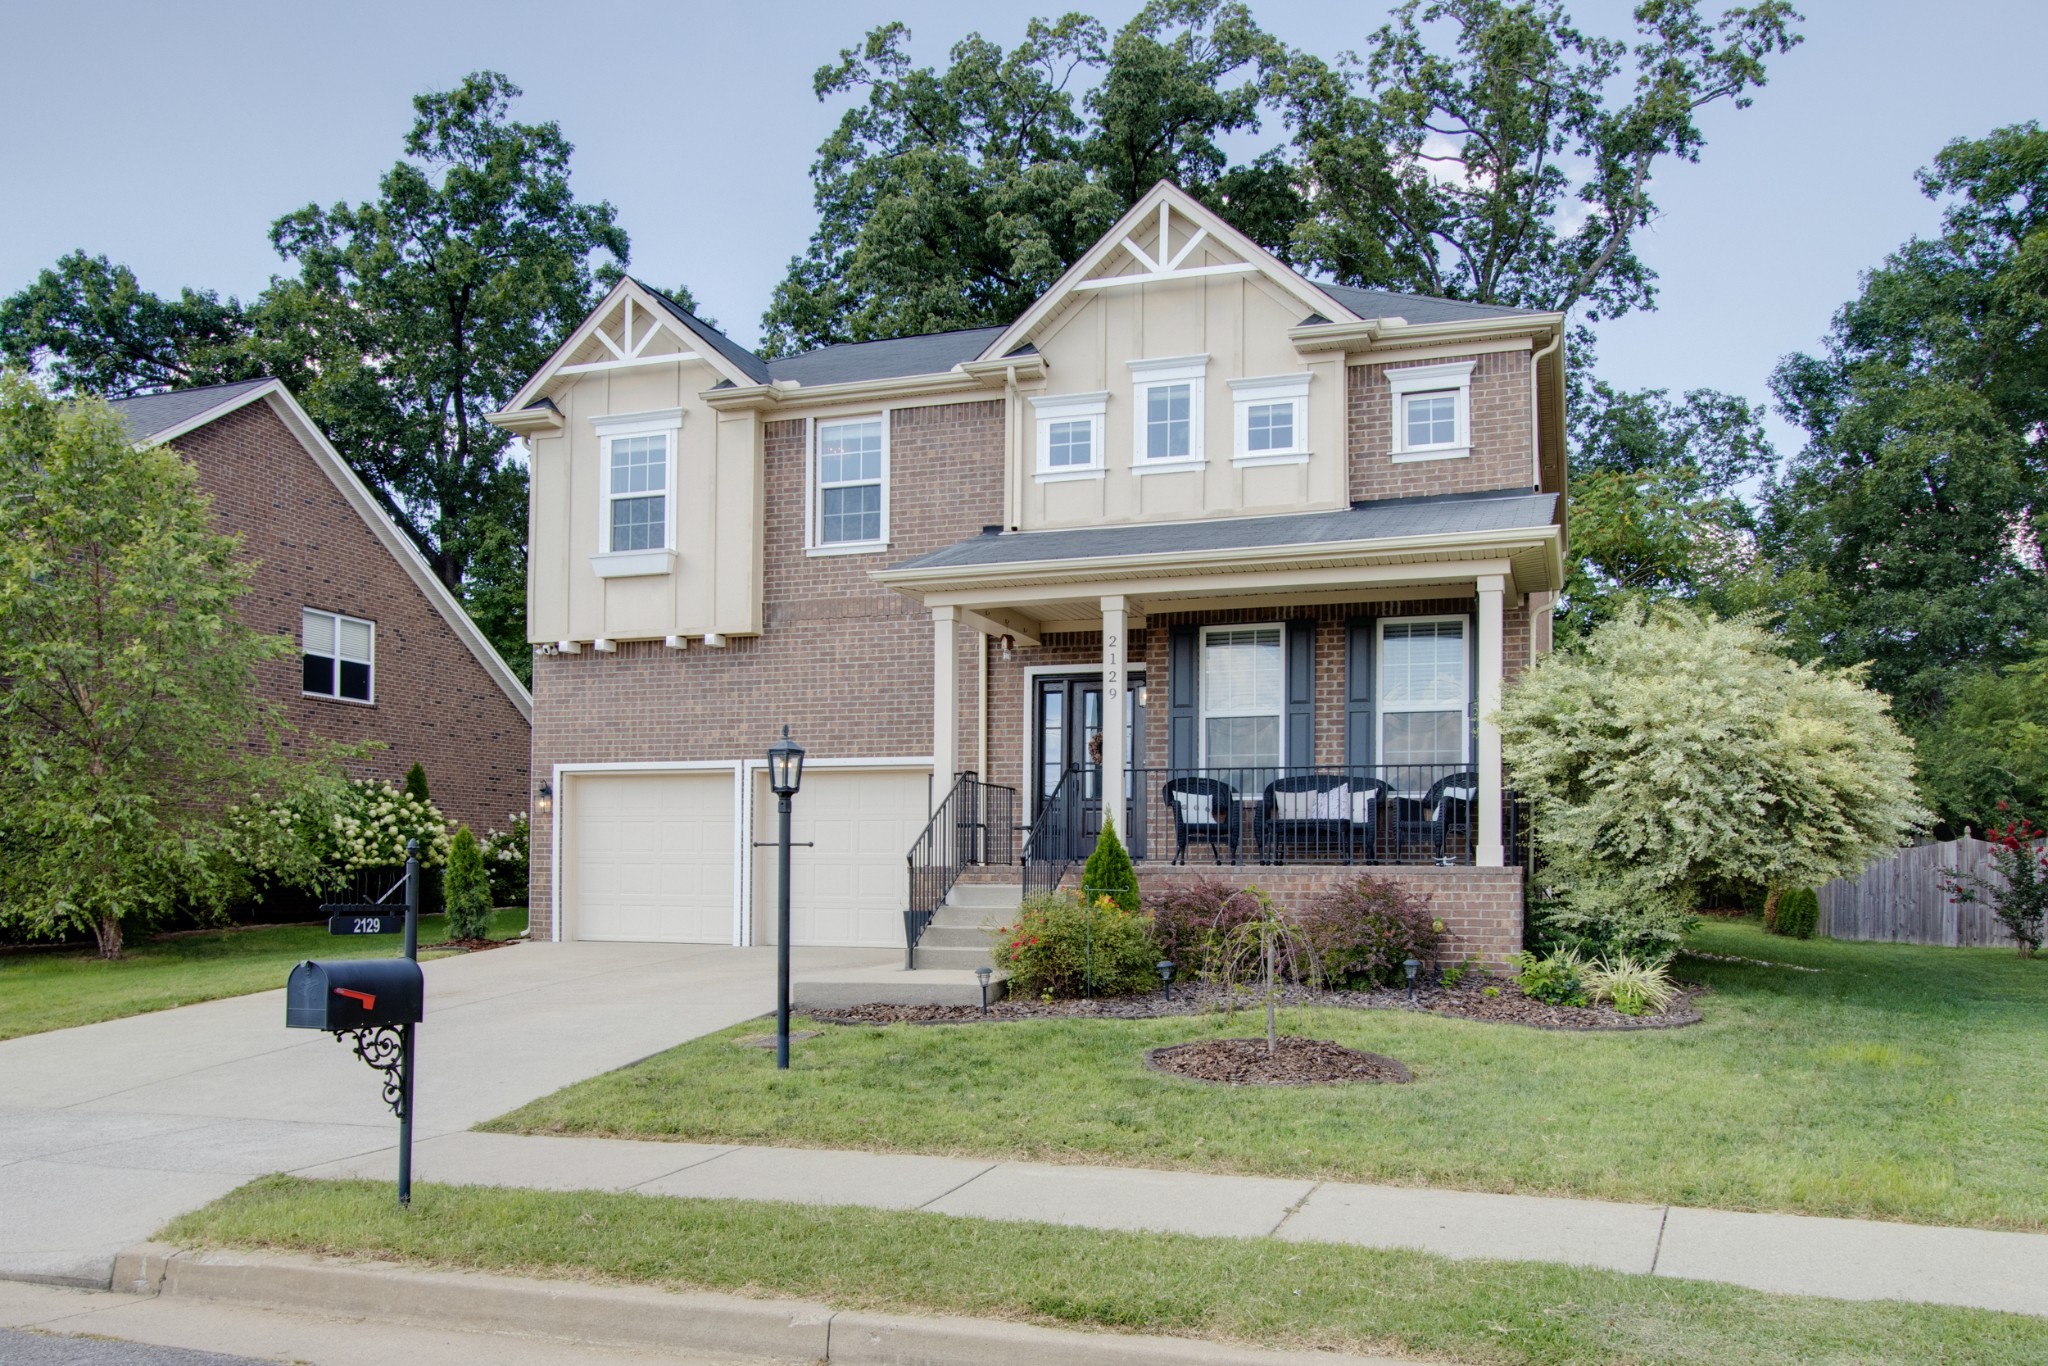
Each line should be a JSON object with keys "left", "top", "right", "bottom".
{"left": 932, "top": 605, "right": 958, "bottom": 789}
{"left": 1476, "top": 575, "right": 1506, "bottom": 867}
{"left": 1100, "top": 595, "right": 1128, "bottom": 839}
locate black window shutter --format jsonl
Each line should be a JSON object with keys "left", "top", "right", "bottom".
{"left": 1345, "top": 619, "right": 1373, "bottom": 769}
{"left": 1285, "top": 620, "right": 1315, "bottom": 770}
{"left": 1168, "top": 624, "right": 1198, "bottom": 773}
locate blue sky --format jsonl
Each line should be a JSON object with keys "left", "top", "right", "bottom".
{"left": 3, "top": 0, "right": 2042, "bottom": 455}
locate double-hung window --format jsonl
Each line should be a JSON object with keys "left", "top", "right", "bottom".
{"left": 1029, "top": 391, "right": 1108, "bottom": 481}
{"left": 1228, "top": 373, "right": 1311, "bottom": 465}
{"left": 303, "top": 608, "right": 373, "bottom": 703}
{"left": 813, "top": 417, "right": 887, "bottom": 549}
{"left": 591, "top": 409, "right": 682, "bottom": 576}
{"left": 1377, "top": 618, "right": 1469, "bottom": 791}
{"left": 1128, "top": 355, "right": 1207, "bottom": 472}
{"left": 1199, "top": 625, "right": 1283, "bottom": 778}
{"left": 1386, "top": 360, "right": 1475, "bottom": 462}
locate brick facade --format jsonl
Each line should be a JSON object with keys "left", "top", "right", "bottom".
{"left": 1348, "top": 350, "right": 1535, "bottom": 502}
{"left": 167, "top": 399, "right": 530, "bottom": 834}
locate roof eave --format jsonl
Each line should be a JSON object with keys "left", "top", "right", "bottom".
{"left": 704, "top": 365, "right": 1015, "bottom": 413}
{"left": 1290, "top": 312, "right": 1566, "bottom": 356}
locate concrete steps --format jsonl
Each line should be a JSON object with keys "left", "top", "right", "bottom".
{"left": 909, "top": 880, "right": 1020, "bottom": 973}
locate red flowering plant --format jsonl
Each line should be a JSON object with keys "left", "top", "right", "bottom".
{"left": 1941, "top": 804, "right": 2048, "bottom": 958}
{"left": 989, "top": 891, "right": 1162, "bottom": 998}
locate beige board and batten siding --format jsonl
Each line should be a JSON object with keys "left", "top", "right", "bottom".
{"left": 1017, "top": 218, "right": 1349, "bottom": 531}
{"left": 526, "top": 353, "right": 764, "bottom": 646}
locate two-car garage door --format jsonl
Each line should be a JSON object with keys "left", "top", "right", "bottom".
{"left": 564, "top": 766, "right": 928, "bottom": 947}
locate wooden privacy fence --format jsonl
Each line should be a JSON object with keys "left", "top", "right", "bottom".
{"left": 1818, "top": 837, "right": 2032, "bottom": 948}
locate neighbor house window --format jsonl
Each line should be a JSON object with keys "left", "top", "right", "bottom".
{"left": 1029, "top": 391, "right": 1108, "bottom": 481}
{"left": 1229, "top": 373, "right": 1311, "bottom": 464}
{"left": 1386, "top": 360, "right": 1475, "bottom": 462}
{"left": 1377, "top": 618, "right": 1468, "bottom": 789}
{"left": 303, "top": 609, "right": 373, "bottom": 703}
{"left": 1128, "top": 355, "right": 1208, "bottom": 471}
{"left": 1199, "top": 625, "right": 1283, "bottom": 773}
{"left": 814, "top": 417, "right": 887, "bottom": 547}
{"left": 591, "top": 409, "right": 683, "bottom": 570}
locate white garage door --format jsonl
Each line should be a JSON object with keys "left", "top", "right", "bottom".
{"left": 753, "top": 768, "right": 930, "bottom": 947}
{"left": 570, "top": 771, "right": 736, "bottom": 943}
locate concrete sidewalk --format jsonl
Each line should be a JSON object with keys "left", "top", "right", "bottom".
{"left": 302, "top": 1130, "right": 2048, "bottom": 1318}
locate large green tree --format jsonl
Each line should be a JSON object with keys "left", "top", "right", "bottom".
{"left": 0, "top": 374, "right": 344, "bottom": 957}
{"left": 1766, "top": 123, "right": 2048, "bottom": 722}
{"left": 0, "top": 253, "right": 260, "bottom": 394}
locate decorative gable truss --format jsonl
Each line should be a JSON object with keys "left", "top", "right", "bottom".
{"left": 558, "top": 295, "right": 697, "bottom": 377}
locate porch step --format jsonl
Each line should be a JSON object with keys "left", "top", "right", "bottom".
{"left": 794, "top": 966, "right": 1008, "bottom": 1010}
{"left": 945, "top": 881, "right": 1024, "bottom": 911}
{"left": 918, "top": 923, "right": 999, "bottom": 950}
{"left": 913, "top": 943, "right": 1003, "bottom": 972}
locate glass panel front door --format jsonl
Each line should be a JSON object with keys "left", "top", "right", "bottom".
{"left": 1033, "top": 675, "right": 1145, "bottom": 859}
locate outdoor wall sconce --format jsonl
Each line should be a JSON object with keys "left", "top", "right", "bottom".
{"left": 999, "top": 634, "right": 1013, "bottom": 661}
{"left": 976, "top": 964, "right": 993, "bottom": 1015}
{"left": 535, "top": 781, "right": 552, "bottom": 818}
{"left": 1134, "top": 681, "right": 1148, "bottom": 708}
{"left": 1157, "top": 959, "right": 1176, "bottom": 1001}
{"left": 1403, "top": 957, "right": 1421, "bottom": 1001}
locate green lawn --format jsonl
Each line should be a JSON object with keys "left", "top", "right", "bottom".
{"left": 0, "top": 908, "right": 527, "bottom": 1041}
{"left": 488, "top": 920, "right": 2048, "bottom": 1231}
{"left": 164, "top": 1176, "right": 2048, "bottom": 1366}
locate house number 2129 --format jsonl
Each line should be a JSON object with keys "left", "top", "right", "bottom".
{"left": 1104, "top": 633, "right": 1118, "bottom": 701}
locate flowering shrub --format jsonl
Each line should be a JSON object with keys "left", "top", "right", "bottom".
{"left": 1942, "top": 810, "right": 2048, "bottom": 957}
{"left": 990, "top": 891, "right": 1161, "bottom": 998}
{"left": 480, "top": 811, "right": 530, "bottom": 906}
{"left": 226, "top": 777, "right": 450, "bottom": 892}
{"left": 1294, "top": 874, "right": 1446, "bottom": 988}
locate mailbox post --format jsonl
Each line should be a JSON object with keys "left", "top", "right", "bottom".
{"left": 288, "top": 837, "right": 424, "bottom": 1207}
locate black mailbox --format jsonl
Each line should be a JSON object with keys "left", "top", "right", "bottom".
{"left": 286, "top": 959, "right": 424, "bottom": 1031}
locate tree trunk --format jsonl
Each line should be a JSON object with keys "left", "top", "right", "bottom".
{"left": 94, "top": 914, "right": 124, "bottom": 960}
{"left": 1762, "top": 887, "right": 1782, "bottom": 933}
{"left": 1264, "top": 929, "right": 1277, "bottom": 1056}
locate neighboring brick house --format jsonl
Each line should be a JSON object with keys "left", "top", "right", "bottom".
{"left": 112, "top": 380, "right": 532, "bottom": 833}
{"left": 492, "top": 181, "right": 1566, "bottom": 969}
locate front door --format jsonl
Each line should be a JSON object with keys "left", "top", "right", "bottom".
{"left": 1033, "top": 675, "right": 1146, "bottom": 860}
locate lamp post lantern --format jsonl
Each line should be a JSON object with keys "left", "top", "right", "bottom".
{"left": 767, "top": 726, "right": 806, "bottom": 1069}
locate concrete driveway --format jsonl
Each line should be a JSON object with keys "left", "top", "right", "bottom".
{"left": 0, "top": 942, "right": 892, "bottom": 1286}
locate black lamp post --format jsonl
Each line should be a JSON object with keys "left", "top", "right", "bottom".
{"left": 1403, "top": 957, "right": 1421, "bottom": 1002}
{"left": 767, "top": 726, "right": 806, "bottom": 1070}
{"left": 975, "top": 964, "right": 992, "bottom": 1015}
{"left": 1156, "top": 960, "right": 1176, "bottom": 1001}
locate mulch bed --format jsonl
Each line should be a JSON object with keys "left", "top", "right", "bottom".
{"left": 429, "top": 937, "right": 519, "bottom": 953}
{"left": 1146, "top": 1035, "right": 1413, "bottom": 1086}
{"left": 807, "top": 978, "right": 1701, "bottom": 1032}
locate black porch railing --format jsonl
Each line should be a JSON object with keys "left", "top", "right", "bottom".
{"left": 1021, "top": 766, "right": 1084, "bottom": 901}
{"left": 904, "top": 772, "right": 1016, "bottom": 965}
{"left": 1126, "top": 764, "right": 1521, "bottom": 868}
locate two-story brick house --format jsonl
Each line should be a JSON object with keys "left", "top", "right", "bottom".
{"left": 494, "top": 182, "right": 1564, "bottom": 967}
{"left": 112, "top": 379, "right": 533, "bottom": 834}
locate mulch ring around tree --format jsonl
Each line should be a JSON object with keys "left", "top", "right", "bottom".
{"left": 806, "top": 980, "right": 1703, "bottom": 1032}
{"left": 1146, "top": 1036, "right": 1413, "bottom": 1086}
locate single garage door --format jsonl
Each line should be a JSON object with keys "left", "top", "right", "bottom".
{"left": 752, "top": 768, "right": 930, "bottom": 946}
{"left": 570, "top": 771, "right": 736, "bottom": 943}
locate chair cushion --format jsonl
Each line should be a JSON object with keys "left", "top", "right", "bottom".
{"left": 1350, "top": 789, "right": 1376, "bottom": 826}
{"left": 1277, "top": 787, "right": 1347, "bottom": 821}
{"left": 1429, "top": 785, "right": 1476, "bottom": 820}
{"left": 1171, "top": 791, "right": 1215, "bottom": 826}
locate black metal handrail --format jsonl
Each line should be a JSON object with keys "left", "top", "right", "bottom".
{"left": 905, "top": 772, "right": 1017, "bottom": 966}
{"left": 1021, "top": 766, "right": 1084, "bottom": 900}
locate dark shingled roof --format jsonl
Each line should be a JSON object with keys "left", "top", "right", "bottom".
{"left": 887, "top": 491, "right": 1559, "bottom": 575}
{"left": 766, "top": 327, "right": 1010, "bottom": 386}
{"left": 639, "top": 284, "right": 772, "bottom": 385}
{"left": 106, "top": 379, "right": 273, "bottom": 442}
{"left": 1314, "top": 283, "right": 1552, "bottom": 325}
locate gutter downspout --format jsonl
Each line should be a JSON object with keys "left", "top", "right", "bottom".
{"left": 1530, "top": 327, "right": 1563, "bottom": 490}
{"left": 978, "top": 631, "right": 989, "bottom": 781}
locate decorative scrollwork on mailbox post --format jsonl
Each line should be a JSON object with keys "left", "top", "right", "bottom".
{"left": 340, "top": 1026, "right": 409, "bottom": 1120}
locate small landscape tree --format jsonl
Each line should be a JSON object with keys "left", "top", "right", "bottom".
{"left": 403, "top": 762, "right": 431, "bottom": 804}
{"left": 1498, "top": 604, "right": 1926, "bottom": 960}
{"left": 1081, "top": 816, "right": 1140, "bottom": 913}
{"left": 443, "top": 825, "right": 493, "bottom": 942}
{"left": 1942, "top": 812, "right": 2048, "bottom": 958}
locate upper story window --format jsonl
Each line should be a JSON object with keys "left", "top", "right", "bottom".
{"left": 1199, "top": 624, "right": 1283, "bottom": 772}
{"left": 1029, "top": 391, "right": 1108, "bottom": 482}
{"left": 1386, "top": 360, "right": 1475, "bottom": 462}
{"left": 1128, "top": 354, "right": 1207, "bottom": 473}
{"left": 1228, "top": 373, "right": 1311, "bottom": 466}
{"left": 303, "top": 608, "right": 373, "bottom": 704}
{"left": 591, "top": 409, "right": 682, "bottom": 575}
{"left": 813, "top": 417, "right": 887, "bottom": 550}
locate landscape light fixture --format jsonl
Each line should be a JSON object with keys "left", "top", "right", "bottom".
{"left": 1403, "top": 958, "right": 1421, "bottom": 1002}
{"left": 976, "top": 964, "right": 993, "bottom": 1015}
{"left": 1157, "top": 959, "right": 1176, "bottom": 1001}
{"left": 767, "top": 726, "right": 807, "bottom": 1069}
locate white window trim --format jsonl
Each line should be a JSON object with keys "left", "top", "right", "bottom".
{"left": 1196, "top": 622, "right": 1285, "bottom": 770}
{"left": 1228, "top": 373, "right": 1312, "bottom": 467}
{"left": 302, "top": 607, "right": 375, "bottom": 706}
{"left": 1387, "top": 360, "right": 1475, "bottom": 463}
{"left": 1128, "top": 353, "right": 1207, "bottom": 473}
{"left": 591, "top": 409, "right": 682, "bottom": 577}
{"left": 1374, "top": 614, "right": 1472, "bottom": 784}
{"left": 1029, "top": 390, "right": 1109, "bottom": 483}
{"left": 807, "top": 412, "right": 890, "bottom": 555}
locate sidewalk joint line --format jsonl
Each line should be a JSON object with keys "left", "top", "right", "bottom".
{"left": 626, "top": 1145, "right": 743, "bottom": 1189}
{"left": 1269, "top": 1182, "right": 1322, "bottom": 1237}
{"left": 1650, "top": 1205, "right": 1670, "bottom": 1274}
{"left": 916, "top": 1162, "right": 1001, "bottom": 1210}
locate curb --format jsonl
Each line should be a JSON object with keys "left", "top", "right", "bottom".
{"left": 113, "top": 1244, "right": 1407, "bottom": 1366}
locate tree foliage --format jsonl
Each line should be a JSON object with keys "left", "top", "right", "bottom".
{"left": 0, "top": 373, "right": 344, "bottom": 956}
{"left": 443, "top": 825, "right": 493, "bottom": 942}
{"left": 0, "top": 253, "right": 259, "bottom": 394}
{"left": 1499, "top": 605, "right": 1925, "bottom": 959}
{"left": 1912, "top": 643, "right": 2048, "bottom": 833}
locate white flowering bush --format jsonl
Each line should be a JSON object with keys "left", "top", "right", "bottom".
{"left": 226, "top": 777, "right": 450, "bottom": 892}
{"left": 480, "top": 811, "right": 530, "bottom": 905}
